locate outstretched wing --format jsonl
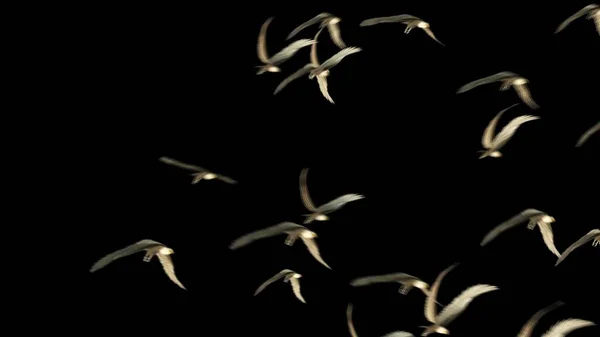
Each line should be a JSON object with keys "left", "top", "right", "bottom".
{"left": 360, "top": 15, "right": 420, "bottom": 26}
{"left": 556, "top": 229, "right": 600, "bottom": 266}
{"left": 257, "top": 17, "right": 273, "bottom": 63}
{"left": 425, "top": 263, "right": 459, "bottom": 323}
{"left": 541, "top": 318, "right": 596, "bottom": 337}
{"left": 311, "top": 28, "right": 324, "bottom": 66}
{"left": 423, "top": 27, "right": 445, "bottom": 46}
{"left": 90, "top": 239, "right": 163, "bottom": 272}
{"left": 289, "top": 277, "right": 306, "bottom": 303}
{"left": 382, "top": 332, "right": 415, "bottom": 337}
{"left": 482, "top": 104, "right": 519, "bottom": 149}
{"left": 555, "top": 5, "right": 599, "bottom": 33}
{"left": 229, "top": 222, "right": 305, "bottom": 250}
{"left": 157, "top": 254, "right": 186, "bottom": 290}
{"left": 517, "top": 301, "right": 565, "bottom": 337}
{"left": 480, "top": 209, "right": 545, "bottom": 246}
{"left": 254, "top": 269, "right": 293, "bottom": 296}
{"left": 436, "top": 284, "right": 499, "bottom": 326}
{"left": 514, "top": 84, "right": 540, "bottom": 110}
{"left": 273, "top": 64, "right": 314, "bottom": 95}
{"left": 269, "top": 39, "right": 316, "bottom": 65}
{"left": 159, "top": 157, "right": 206, "bottom": 172}
{"left": 456, "top": 72, "right": 519, "bottom": 94}
{"left": 316, "top": 75, "right": 335, "bottom": 104}
{"left": 319, "top": 47, "right": 362, "bottom": 71}
{"left": 575, "top": 121, "right": 600, "bottom": 147}
{"left": 538, "top": 222, "right": 561, "bottom": 257}
{"left": 350, "top": 273, "right": 420, "bottom": 286}
{"left": 301, "top": 237, "right": 331, "bottom": 269}
{"left": 347, "top": 303, "right": 359, "bottom": 337}
{"left": 328, "top": 22, "right": 347, "bottom": 49}
{"left": 216, "top": 174, "right": 238, "bottom": 184}
{"left": 491, "top": 114, "right": 540, "bottom": 151}
{"left": 287, "top": 13, "right": 333, "bottom": 40}
{"left": 317, "top": 193, "right": 365, "bottom": 213}
{"left": 300, "top": 168, "right": 318, "bottom": 212}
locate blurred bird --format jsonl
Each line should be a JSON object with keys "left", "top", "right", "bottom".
{"left": 298, "top": 168, "right": 364, "bottom": 223}
{"left": 90, "top": 239, "right": 186, "bottom": 290}
{"left": 254, "top": 269, "right": 306, "bottom": 303}
{"left": 575, "top": 121, "right": 600, "bottom": 147}
{"left": 515, "top": 301, "right": 565, "bottom": 337}
{"left": 229, "top": 222, "right": 331, "bottom": 269}
{"left": 287, "top": 12, "right": 347, "bottom": 49}
{"left": 555, "top": 229, "right": 600, "bottom": 266}
{"left": 541, "top": 319, "right": 596, "bottom": 337}
{"left": 555, "top": 4, "right": 600, "bottom": 35}
{"left": 159, "top": 156, "right": 237, "bottom": 184}
{"left": 256, "top": 17, "right": 315, "bottom": 75}
{"left": 457, "top": 72, "right": 540, "bottom": 109}
{"left": 347, "top": 303, "right": 359, "bottom": 337}
{"left": 350, "top": 272, "right": 432, "bottom": 296}
{"left": 383, "top": 332, "right": 415, "bottom": 337}
{"left": 478, "top": 104, "right": 540, "bottom": 159}
{"left": 360, "top": 14, "right": 445, "bottom": 46}
{"left": 480, "top": 209, "right": 561, "bottom": 257}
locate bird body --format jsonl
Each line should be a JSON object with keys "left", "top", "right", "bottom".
{"left": 457, "top": 72, "right": 540, "bottom": 109}
{"left": 254, "top": 269, "right": 306, "bottom": 303}
{"left": 360, "top": 14, "right": 444, "bottom": 46}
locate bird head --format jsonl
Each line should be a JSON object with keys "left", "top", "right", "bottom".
{"left": 330, "top": 17, "right": 341, "bottom": 24}
{"left": 293, "top": 273, "right": 302, "bottom": 279}
{"left": 490, "top": 151, "right": 502, "bottom": 158}
{"left": 413, "top": 280, "right": 430, "bottom": 290}
{"left": 541, "top": 215, "right": 555, "bottom": 223}
{"left": 267, "top": 65, "right": 281, "bottom": 73}
{"left": 315, "top": 214, "right": 329, "bottom": 221}
{"left": 203, "top": 173, "right": 217, "bottom": 180}
{"left": 159, "top": 247, "right": 174, "bottom": 255}
{"left": 301, "top": 230, "right": 317, "bottom": 239}
{"left": 513, "top": 78, "right": 528, "bottom": 85}
{"left": 417, "top": 21, "right": 430, "bottom": 28}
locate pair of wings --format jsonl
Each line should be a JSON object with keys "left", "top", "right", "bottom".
{"left": 257, "top": 17, "right": 316, "bottom": 66}
{"left": 287, "top": 12, "right": 347, "bottom": 49}
{"left": 299, "top": 168, "right": 365, "bottom": 214}
{"left": 555, "top": 4, "right": 600, "bottom": 34}
{"left": 555, "top": 228, "right": 600, "bottom": 266}
{"left": 254, "top": 269, "right": 305, "bottom": 303}
{"left": 350, "top": 272, "right": 422, "bottom": 286}
{"left": 481, "top": 104, "right": 540, "bottom": 151}
{"left": 159, "top": 156, "right": 237, "bottom": 184}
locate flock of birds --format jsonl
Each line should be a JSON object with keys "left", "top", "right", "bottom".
{"left": 89, "top": 6, "right": 599, "bottom": 337}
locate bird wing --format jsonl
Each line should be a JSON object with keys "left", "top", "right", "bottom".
{"left": 286, "top": 13, "right": 332, "bottom": 40}
{"left": 595, "top": 13, "right": 600, "bottom": 35}
{"left": 491, "top": 115, "right": 540, "bottom": 151}
{"left": 382, "top": 332, "right": 415, "bottom": 337}
{"left": 157, "top": 253, "right": 186, "bottom": 290}
{"left": 254, "top": 269, "right": 293, "bottom": 296}
{"left": 482, "top": 104, "right": 519, "bottom": 149}
{"left": 327, "top": 22, "right": 347, "bottom": 49}
{"left": 310, "top": 28, "right": 323, "bottom": 66}
{"left": 269, "top": 39, "right": 316, "bottom": 65}
{"left": 555, "top": 5, "right": 599, "bottom": 33}
{"left": 360, "top": 15, "right": 420, "bottom": 26}
{"left": 317, "top": 74, "right": 335, "bottom": 104}
{"left": 555, "top": 229, "right": 600, "bottom": 266}
{"left": 299, "top": 168, "right": 318, "bottom": 212}
{"left": 257, "top": 17, "right": 273, "bottom": 63}
{"left": 516, "top": 301, "right": 565, "bottom": 337}
{"left": 480, "top": 209, "right": 544, "bottom": 246}
{"left": 216, "top": 174, "right": 238, "bottom": 184}
{"left": 318, "top": 47, "right": 362, "bottom": 71}
{"left": 541, "top": 319, "right": 596, "bottom": 337}
{"left": 538, "top": 222, "right": 561, "bottom": 257}
{"left": 229, "top": 222, "right": 305, "bottom": 249}
{"left": 347, "top": 303, "right": 359, "bottom": 337}
{"left": 159, "top": 157, "right": 206, "bottom": 172}
{"left": 575, "top": 121, "right": 600, "bottom": 147}
{"left": 273, "top": 64, "right": 315, "bottom": 95}
{"left": 90, "top": 239, "right": 163, "bottom": 272}
{"left": 514, "top": 84, "right": 540, "bottom": 110}
{"left": 423, "top": 27, "right": 445, "bottom": 46}
{"left": 435, "top": 284, "right": 499, "bottom": 326}
{"left": 456, "top": 72, "right": 519, "bottom": 94}
{"left": 300, "top": 237, "right": 331, "bottom": 269}
{"left": 289, "top": 277, "right": 306, "bottom": 303}
{"left": 350, "top": 273, "right": 420, "bottom": 286}
{"left": 317, "top": 194, "right": 365, "bottom": 213}
{"left": 425, "top": 263, "right": 459, "bottom": 323}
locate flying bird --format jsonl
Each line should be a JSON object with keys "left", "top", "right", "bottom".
{"left": 360, "top": 14, "right": 445, "bottom": 46}
{"left": 90, "top": 239, "right": 186, "bottom": 290}
{"left": 298, "top": 168, "right": 364, "bottom": 223}
{"left": 541, "top": 319, "right": 596, "bottom": 337}
{"left": 575, "top": 121, "right": 600, "bottom": 147}
{"left": 254, "top": 269, "right": 306, "bottom": 303}
{"left": 457, "top": 72, "right": 540, "bottom": 109}
{"left": 256, "top": 17, "right": 315, "bottom": 75}
{"left": 478, "top": 104, "right": 540, "bottom": 159}
{"left": 350, "top": 272, "right": 432, "bottom": 296}
{"left": 555, "top": 4, "right": 600, "bottom": 35}
{"left": 159, "top": 156, "right": 237, "bottom": 184}
{"left": 480, "top": 209, "right": 561, "bottom": 257}
{"left": 229, "top": 222, "right": 331, "bottom": 269}
{"left": 515, "top": 301, "right": 565, "bottom": 337}
{"left": 347, "top": 303, "right": 359, "bottom": 337}
{"left": 383, "top": 332, "right": 415, "bottom": 337}
{"left": 555, "top": 229, "right": 600, "bottom": 266}
{"left": 287, "top": 12, "right": 347, "bottom": 49}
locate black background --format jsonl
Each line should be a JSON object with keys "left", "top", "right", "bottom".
{"left": 78, "top": 1, "right": 599, "bottom": 337}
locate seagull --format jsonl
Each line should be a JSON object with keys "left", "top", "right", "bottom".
{"left": 229, "top": 221, "right": 331, "bottom": 269}
{"left": 541, "top": 319, "right": 596, "bottom": 337}
{"left": 515, "top": 301, "right": 564, "bottom": 337}
{"left": 457, "top": 72, "right": 540, "bottom": 109}
{"left": 298, "top": 168, "right": 364, "bottom": 223}
{"left": 575, "top": 121, "right": 600, "bottom": 147}
{"left": 350, "top": 272, "right": 432, "bottom": 296}
{"left": 347, "top": 303, "right": 359, "bottom": 337}
{"left": 555, "top": 229, "right": 600, "bottom": 266}
{"left": 480, "top": 209, "right": 561, "bottom": 257}
{"left": 90, "top": 239, "right": 186, "bottom": 290}
{"left": 287, "top": 13, "right": 347, "bottom": 49}
{"left": 421, "top": 263, "right": 499, "bottom": 336}
{"left": 360, "top": 14, "right": 445, "bottom": 46}
{"left": 555, "top": 4, "right": 600, "bottom": 35}
{"left": 254, "top": 269, "right": 306, "bottom": 303}
{"left": 159, "top": 156, "right": 237, "bottom": 184}
{"left": 478, "top": 104, "right": 540, "bottom": 159}
{"left": 256, "top": 17, "right": 315, "bottom": 75}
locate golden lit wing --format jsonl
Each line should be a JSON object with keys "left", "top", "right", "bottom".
{"left": 311, "top": 28, "right": 323, "bottom": 66}
{"left": 159, "top": 157, "right": 206, "bottom": 172}
{"left": 555, "top": 5, "right": 600, "bottom": 33}
{"left": 456, "top": 72, "right": 519, "bottom": 94}
{"left": 575, "top": 121, "right": 600, "bottom": 147}
{"left": 425, "top": 263, "right": 459, "bottom": 323}
{"left": 556, "top": 229, "right": 600, "bottom": 266}
{"left": 216, "top": 174, "right": 238, "bottom": 184}
{"left": 300, "top": 168, "right": 318, "bottom": 212}
{"left": 257, "top": 17, "right": 273, "bottom": 63}
{"left": 328, "top": 22, "right": 347, "bottom": 49}
{"left": 541, "top": 319, "right": 596, "bottom": 337}
{"left": 273, "top": 64, "right": 314, "bottom": 95}
{"left": 350, "top": 273, "right": 420, "bottom": 286}
{"left": 538, "top": 222, "right": 561, "bottom": 257}
{"left": 287, "top": 13, "right": 332, "bottom": 40}
{"left": 301, "top": 237, "right": 332, "bottom": 269}
{"left": 435, "top": 284, "right": 499, "bottom": 326}
{"left": 317, "top": 75, "right": 335, "bottom": 104}
{"left": 289, "top": 277, "right": 306, "bottom": 303}
{"left": 90, "top": 239, "right": 163, "bottom": 272}
{"left": 157, "top": 253, "right": 186, "bottom": 290}
{"left": 360, "top": 15, "right": 420, "bottom": 26}
{"left": 269, "top": 39, "right": 316, "bottom": 65}
{"left": 319, "top": 47, "right": 362, "bottom": 71}
{"left": 229, "top": 222, "right": 305, "bottom": 249}
{"left": 480, "top": 209, "right": 544, "bottom": 246}
{"left": 482, "top": 104, "right": 519, "bottom": 149}
{"left": 517, "top": 301, "right": 565, "bottom": 337}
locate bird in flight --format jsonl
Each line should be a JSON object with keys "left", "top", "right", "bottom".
{"left": 457, "top": 72, "right": 540, "bottom": 109}
{"left": 382, "top": 332, "right": 415, "bottom": 337}
{"left": 555, "top": 229, "right": 600, "bottom": 266}
{"left": 159, "top": 156, "right": 237, "bottom": 184}
{"left": 256, "top": 17, "right": 315, "bottom": 75}
{"left": 90, "top": 239, "right": 186, "bottom": 290}
{"left": 575, "top": 121, "right": 600, "bottom": 147}
{"left": 298, "top": 168, "right": 364, "bottom": 223}
{"left": 514, "top": 301, "right": 565, "bottom": 337}
{"left": 480, "top": 209, "right": 561, "bottom": 257}
{"left": 360, "top": 14, "right": 445, "bottom": 46}
{"left": 555, "top": 4, "right": 599, "bottom": 35}
{"left": 350, "top": 272, "right": 432, "bottom": 296}
{"left": 229, "top": 222, "right": 331, "bottom": 269}
{"left": 287, "top": 12, "right": 347, "bottom": 49}
{"left": 540, "top": 318, "right": 596, "bottom": 337}
{"left": 254, "top": 269, "right": 306, "bottom": 303}
{"left": 478, "top": 104, "right": 540, "bottom": 159}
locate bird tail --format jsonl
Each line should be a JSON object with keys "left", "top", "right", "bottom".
{"left": 478, "top": 150, "right": 490, "bottom": 159}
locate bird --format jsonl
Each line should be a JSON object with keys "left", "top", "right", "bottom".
{"left": 347, "top": 303, "right": 359, "bottom": 337}
{"left": 158, "top": 156, "right": 237, "bottom": 184}
{"left": 382, "top": 332, "right": 415, "bottom": 337}
{"left": 90, "top": 239, "right": 186, "bottom": 290}
{"left": 541, "top": 318, "right": 596, "bottom": 337}
{"left": 515, "top": 301, "right": 565, "bottom": 337}
{"left": 287, "top": 12, "right": 347, "bottom": 49}
{"left": 256, "top": 17, "right": 315, "bottom": 75}
{"left": 480, "top": 209, "right": 561, "bottom": 257}
{"left": 457, "top": 72, "right": 540, "bottom": 109}
{"left": 575, "top": 121, "right": 600, "bottom": 147}
{"left": 421, "top": 263, "right": 499, "bottom": 336}
{"left": 360, "top": 14, "right": 445, "bottom": 46}
{"left": 555, "top": 4, "right": 600, "bottom": 35}
{"left": 478, "top": 104, "right": 540, "bottom": 159}
{"left": 229, "top": 221, "right": 331, "bottom": 269}
{"left": 298, "top": 168, "right": 364, "bottom": 223}
{"left": 254, "top": 269, "right": 306, "bottom": 303}
{"left": 350, "top": 272, "right": 432, "bottom": 296}
{"left": 555, "top": 229, "right": 600, "bottom": 266}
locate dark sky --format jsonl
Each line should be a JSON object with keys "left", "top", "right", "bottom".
{"left": 80, "top": 2, "right": 598, "bottom": 337}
